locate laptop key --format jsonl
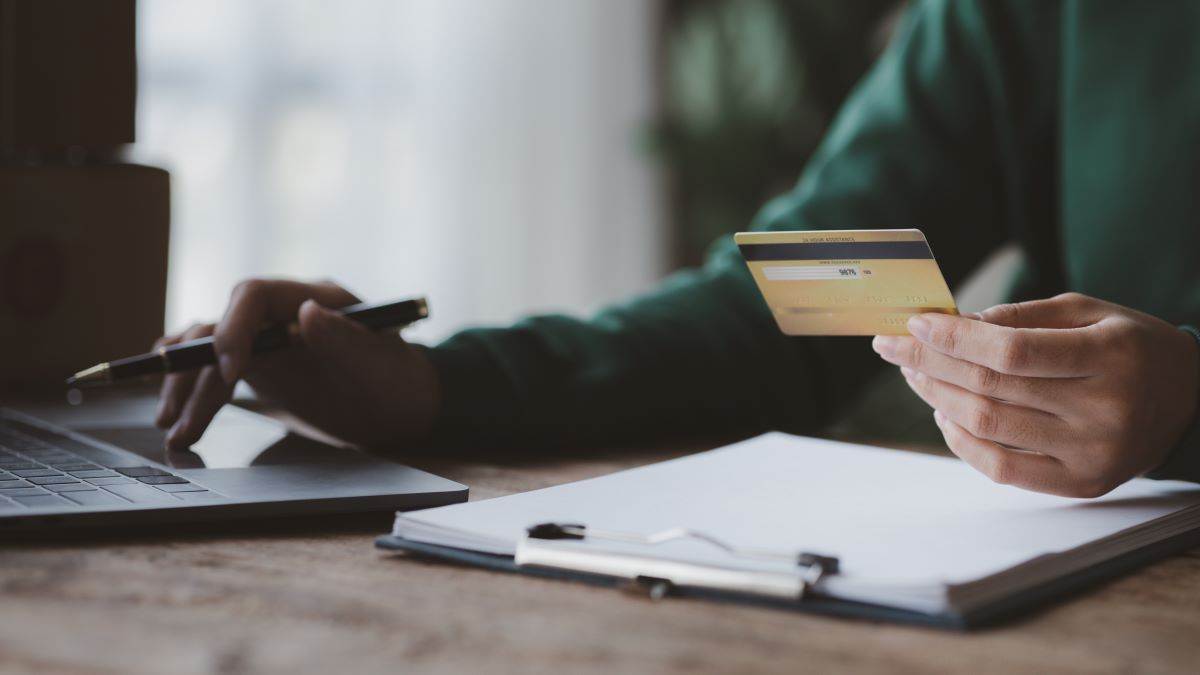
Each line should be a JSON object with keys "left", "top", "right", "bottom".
{"left": 0, "top": 479, "right": 31, "bottom": 489}
{"left": 25, "top": 455, "right": 75, "bottom": 464}
{"left": 11, "top": 468, "right": 63, "bottom": 478}
{"left": 28, "top": 476, "right": 81, "bottom": 485}
{"left": 43, "top": 483, "right": 99, "bottom": 493}
{"left": 63, "top": 490, "right": 129, "bottom": 507}
{"left": 102, "top": 483, "right": 180, "bottom": 504}
{"left": 13, "top": 494, "right": 72, "bottom": 508}
{"left": 138, "top": 475, "right": 189, "bottom": 485}
{"left": 85, "top": 476, "right": 135, "bottom": 486}
{"left": 115, "top": 467, "right": 171, "bottom": 478}
{"left": 70, "top": 469, "right": 120, "bottom": 479}
{"left": 51, "top": 463, "right": 99, "bottom": 472}
{"left": 0, "top": 487, "right": 48, "bottom": 497}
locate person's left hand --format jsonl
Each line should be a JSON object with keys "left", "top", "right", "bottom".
{"left": 871, "top": 292, "right": 1200, "bottom": 497}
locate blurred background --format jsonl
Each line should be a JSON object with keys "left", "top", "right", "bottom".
{"left": 132, "top": 0, "right": 904, "bottom": 341}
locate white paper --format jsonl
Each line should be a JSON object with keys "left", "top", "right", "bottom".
{"left": 393, "top": 433, "right": 1200, "bottom": 612}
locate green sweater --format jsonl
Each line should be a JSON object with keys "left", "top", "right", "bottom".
{"left": 424, "top": 0, "right": 1200, "bottom": 481}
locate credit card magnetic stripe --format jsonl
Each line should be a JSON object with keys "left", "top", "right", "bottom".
{"left": 737, "top": 240, "right": 934, "bottom": 261}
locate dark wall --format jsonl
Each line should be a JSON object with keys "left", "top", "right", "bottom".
{"left": 0, "top": 0, "right": 136, "bottom": 150}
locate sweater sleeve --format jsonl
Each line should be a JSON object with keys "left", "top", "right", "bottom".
{"left": 421, "top": 0, "right": 1050, "bottom": 451}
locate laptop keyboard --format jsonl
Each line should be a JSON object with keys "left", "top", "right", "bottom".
{"left": 0, "top": 421, "right": 224, "bottom": 511}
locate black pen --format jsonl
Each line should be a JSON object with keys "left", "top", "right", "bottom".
{"left": 66, "top": 297, "right": 429, "bottom": 387}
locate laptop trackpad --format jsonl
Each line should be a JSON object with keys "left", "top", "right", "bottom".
{"left": 83, "top": 407, "right": 417, "bottom": 499}
{"left": 85, "top": 406, "right": 360, "bottom": 470}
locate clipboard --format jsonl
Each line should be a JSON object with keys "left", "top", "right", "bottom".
{"left": 374, "top": 433, "right": 1200, "bottom": 630}
{"left": 376, "top": 521, "right": 1200, "bottom": 630}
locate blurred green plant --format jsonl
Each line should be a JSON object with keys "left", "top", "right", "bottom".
{"left": 651, "top": 0, "right": 902, "bottom": 266}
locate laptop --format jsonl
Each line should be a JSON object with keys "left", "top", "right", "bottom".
{"left": 0, "top": 398, "right": 467, "bottom": 532}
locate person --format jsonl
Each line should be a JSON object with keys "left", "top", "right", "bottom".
{"left": 154, "top": 0, "right": 1200, "bottom": 498}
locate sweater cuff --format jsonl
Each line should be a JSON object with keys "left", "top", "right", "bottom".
{"left": 1145, "top": 325, "right": 1200, "bottom": 482}
{"left": 415, "top": 331, "right": 523, "bottom": 449}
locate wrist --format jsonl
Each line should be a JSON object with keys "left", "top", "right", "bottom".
{"left": 413, "top": 332, "right": 524, "bottom": 449}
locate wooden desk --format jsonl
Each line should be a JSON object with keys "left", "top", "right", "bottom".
{"left": 1, "top": 409, "right": 1199, "bottom": 673}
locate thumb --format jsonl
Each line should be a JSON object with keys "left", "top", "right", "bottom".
{"left": 978, "top": 293, "right": 1105, "bottom": 330}
{"left": 296, "top": 299, "right": 377, "bottom": 357}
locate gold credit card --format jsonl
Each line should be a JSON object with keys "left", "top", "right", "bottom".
{"left": 736, "top": 229, "right": 957, "bottom": 336}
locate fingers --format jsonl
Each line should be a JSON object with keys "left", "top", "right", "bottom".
{"left": 155, "top": 323, "right": 214, "bottom": 429}
{"left": 166, "top": 365, "right": 235, "bottom": 451}
{"left": 214, "top": 279, "right": 360, "bottom": 383}
{"left": 901, "top": 367, "right": 1073, "bottom": 456}
{"left": 905, "top": 312, "right": 1101, "bottom": 377}
{"left": 872, "top": 335, "right": 1073, "bottom": 413}
{"left": 932, "top": 410, "right": 1076, "bottom": 496}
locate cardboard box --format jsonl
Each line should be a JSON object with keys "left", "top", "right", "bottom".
{"left": 0, "top": 164, "right": 169, "bottom": 392}
{"left": 0, "top": 0, "right": 136, "bottom": 148}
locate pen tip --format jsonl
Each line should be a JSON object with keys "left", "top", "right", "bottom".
{"left": 65, "top": 363, "right": 113, "bottom": 387}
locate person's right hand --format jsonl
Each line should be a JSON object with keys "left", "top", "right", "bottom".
{"left": 153, "top": 279, "right": 441, "bottom": 452}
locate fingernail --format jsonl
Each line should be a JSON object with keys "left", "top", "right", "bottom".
{"left": 907, "top": 316, "right": 931, "bottom": 341}
{"left": 900, "top": 366, "right": 916, "bottom": 380}
{"left": 218, "top": 354, "right": 236, "bottom": 384}
{"left": 872, "top": 335, "right": 897, "bottom": 358}
{"left": 933, "top": 409, "right": 945, "bottom": 426}
{"left": 961, "top": 311, "right": 982, "bottom": 320}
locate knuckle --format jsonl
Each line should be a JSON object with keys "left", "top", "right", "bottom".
{"left": 970, "top": 365, "right": 1003, "bottom": 396}
{"left": 997, "top": 333, "right": 1029, "bottom": 373}
{"left": 1107, "top": 320, "right": 1143, "bottom": 360}
{"left": 986, "top": 302, "right": 1021, "bottom": 324}
{"left": 985, "top": 455, "right": 1016, "bottom": 485}
{"left": 936, "top": 323, "right": 960, "bottom": 354}
{"left": 1094, "top": 393, "right": 1138, "bottom": 431}
{"left": 316, "top": 279, "right": 359, "bottom": 305}
{"left": 968, "top": 402, "right": 1001, "bottom": 439}
{"left": 232, "top": 278, "right": 266, "bottom": 301}
{"left": 1056, "top": 291, "right": 1088, "bottom": 306}
{"left": 906, "top": 340, "right": 926, "bottom": 369}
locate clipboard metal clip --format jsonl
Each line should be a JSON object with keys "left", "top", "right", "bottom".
{"left": 519, "top": 522, "right": 840, "bottom": 603}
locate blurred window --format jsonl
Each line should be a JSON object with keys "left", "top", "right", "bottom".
{"left": 134, "top": 0, "right": 665, "bottom": 341}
